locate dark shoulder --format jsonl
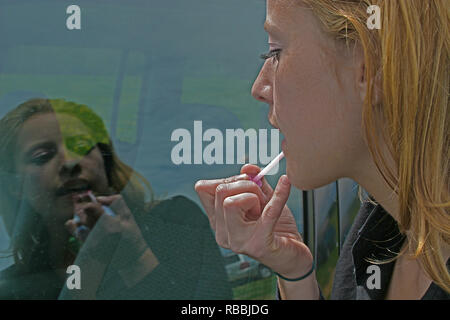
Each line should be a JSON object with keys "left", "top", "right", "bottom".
{"left": 330, "top": 200, "right": 378, "bottom": 299}
{"left": 0, "top": 264, "right": 19, "bottom": 299}
{"left": 0, "top": 263, "right": 20, "bottom": 280}
{"left": 146, "top": 195, "right": 209, "bottom": 228}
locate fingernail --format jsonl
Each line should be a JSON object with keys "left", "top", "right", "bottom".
{"left": 281, "top": 175, "right": 290, "bottom": 185}
{"left": 225, "top": 174, "right": 248, "bottom": 184}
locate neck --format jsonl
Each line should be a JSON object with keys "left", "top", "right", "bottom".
{"left": 350, "top": 148, "right": 450, "bottom": 263}
{"left": 350, "top": 148, "right": 400, "bottom": 223}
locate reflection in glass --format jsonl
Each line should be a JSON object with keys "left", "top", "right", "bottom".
{"left": 0, "top": 98, "right": 232, "bottom": 299}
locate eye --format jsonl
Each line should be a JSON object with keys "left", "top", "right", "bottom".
{"left": 260, "top": 49, "right": 281, "bottom": 62}
{"left": 29, "top": 148, "right": 55, "bottom": 166}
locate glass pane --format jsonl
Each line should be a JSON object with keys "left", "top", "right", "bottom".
{"left": 0, "top": 0, "right": 291, "bottom": 300}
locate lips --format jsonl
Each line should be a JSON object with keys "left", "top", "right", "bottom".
{"left": 56, "top": 179, "right": 90, "bottom": 197}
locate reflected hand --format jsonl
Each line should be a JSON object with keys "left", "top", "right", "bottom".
{"left": 64, "top": 192, "right": 104, "bottom": 242}
{"left": 64, "top": 193, "right": 159, "bottom": 293}
{"left": 65, "top": 193, "right": 144, "bottom": 251}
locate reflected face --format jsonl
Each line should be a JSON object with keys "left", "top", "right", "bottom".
{"left": 14, "top": 112, "right": 110, "bottom": 225}
{"left": 252, "top": 0, "right": 367, "bottom": 190}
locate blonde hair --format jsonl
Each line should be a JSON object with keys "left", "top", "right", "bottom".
{"left": 302, "top": 0, "right": 450, "bottom": 292}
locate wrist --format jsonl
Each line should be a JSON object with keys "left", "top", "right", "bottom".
{"left": 272, "top": 250, "right": 314, "bottom": 280}
{"left": 276, "top": 260, "right": 315, "bottom": 281}
{"left": 278, "top": 270, "right": 320, "bottom": 300}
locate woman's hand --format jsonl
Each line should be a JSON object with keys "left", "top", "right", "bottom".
{"left": 63, "top": 193, "right": 159, "bottom": 296}
{"left": 64, "top": 192, "right": 114, "bottom": 242}
{"left": 65, "top": 193, "right": 146, "bottom": 252}
{"left": 195, "top": 164, "right": 314, "bottom": 279}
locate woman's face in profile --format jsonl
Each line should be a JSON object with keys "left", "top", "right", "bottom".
{"left": 252, "top": 0, "right": 369, "bottom": 190}
{"left": 13, "top": 112, "right": 110, "bottom": 226}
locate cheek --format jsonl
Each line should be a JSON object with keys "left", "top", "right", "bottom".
{"left": 275, "top": 56, "right": 339, "bottom": 147}
{"left": 83, "top": 149, "right": 110, "bottom": 191}
{"left": 274, "top": 56, "right": 365, "bottom": 188}
{"left": 20, "top": 165, "right": 58, "bottom": 217}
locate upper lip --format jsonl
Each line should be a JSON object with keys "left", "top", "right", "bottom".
{"left": 268, "top": 108, "right": 280, "bottom": 130}
{"left": 56, "top": 179, "right": 90, "bottom": 196}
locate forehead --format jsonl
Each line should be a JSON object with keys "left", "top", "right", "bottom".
{"left": 55, "top": 113, "right": 91, "bottom": 136}
{"left": 16, "top": 113, "right": 90, "bottom": 151}
{"left": 265, "top": 0, "right": 337, "bottom": 61}
{"left": 265, "top": 0, "right": 321, "bottom": 37}
{"left": 266, "top": 0, "right": 302, "bottom": 29}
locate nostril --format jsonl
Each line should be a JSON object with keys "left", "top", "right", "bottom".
{"left": 251, "top": 83, "right": 264, "bottom": 102}
{"left": 61, "top": 159, "right": 81, "bottom": 174}
{"left": 252, "top": 83, "right": 273, "bottom": 105}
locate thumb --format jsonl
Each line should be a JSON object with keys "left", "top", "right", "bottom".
{"left": 260, "top": 175, "right": 291, "bottom": 232}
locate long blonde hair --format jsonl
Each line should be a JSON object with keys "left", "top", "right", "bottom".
{"left": 302, "top": 0, "right": 449, "bottom": 292}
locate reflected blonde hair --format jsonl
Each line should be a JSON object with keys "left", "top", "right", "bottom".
{"left": 302, "top": 0, "right": 449, "bottom": 292}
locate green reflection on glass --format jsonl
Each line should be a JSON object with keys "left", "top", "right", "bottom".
{"left": 64, "top": 135, "right": 95, "bottom": 157}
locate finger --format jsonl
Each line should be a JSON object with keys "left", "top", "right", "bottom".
{"left": 195, "top": 174, "right": 248, "bottom": 230}
{"left": 97, "top": 194, "right": 132, "bottom": 220}
{"left": 75, "top": 202, "right": 104, "bottom": 228}
{"left": 240, "top": 164, "right": 274, "bottom": 198}
{"left": 195, "top": 174, "right": 249, "bottom": 196}
{"left": 214, "top": 180, "right": 267, "bottom": 248}
{"left": 240, "top": 164, "right": 261, "bottom": 176}
{"left": 196, "top": 189, "right": 216, "bottom": 230}
{"left": 214, "top": 184, "right": 230, "bottom": 248}
{"left": 260, "top": 175, "right": 291, "bottom": 235}
{"left": 224, "top": 192, "right": 262, "bottom": 223}
{"left": 218, "top": 180, "right": 268, "bottom": 207}
{"left": 65, "top": 219, "right": 90, "bottom": 242}
{"left": 222, "top": 192, "right": 260, "bottom": 252}
{"left": 65, "top": 219, "right": 77, "bottom": 236}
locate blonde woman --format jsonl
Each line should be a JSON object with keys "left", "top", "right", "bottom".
{"left": 195, "top": 0, "right": 449, "bottom": 299}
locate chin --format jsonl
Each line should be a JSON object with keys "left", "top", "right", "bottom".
{"left": 286, "top": 167, "right": 308, "bottom": 191}
{"left": 286, "top": 166, "right": 328, "bottom": 191}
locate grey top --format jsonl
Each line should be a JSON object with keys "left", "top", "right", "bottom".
{"left": 331, "top": 200, "right": 449, "bottom": 299}
{"left": 278, "top": 200, "right": 449, "bottom": 300}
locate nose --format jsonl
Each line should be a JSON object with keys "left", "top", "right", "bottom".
{"left": 251, "top": 60, "right": 274, "bottom": 105}
{"left": 61, "top": 159, "right": 81, "bottom": 173}
{"left": 59, "top": 145, "right": 82, "bottom": 177}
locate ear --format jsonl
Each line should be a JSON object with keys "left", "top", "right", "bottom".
{"left": 354, "top": 45, "right": 381, "bottom": 106}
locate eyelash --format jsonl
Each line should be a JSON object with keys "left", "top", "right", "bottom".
{"left": 260, "top": 49, "right": 281, "bottom": 61}
{"left": 30, "top": 149, "right": 55, "bottom": 166}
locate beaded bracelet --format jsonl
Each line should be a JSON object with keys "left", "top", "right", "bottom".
{"left": 275, "top": 261, "right": 315, "bottom": 282}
